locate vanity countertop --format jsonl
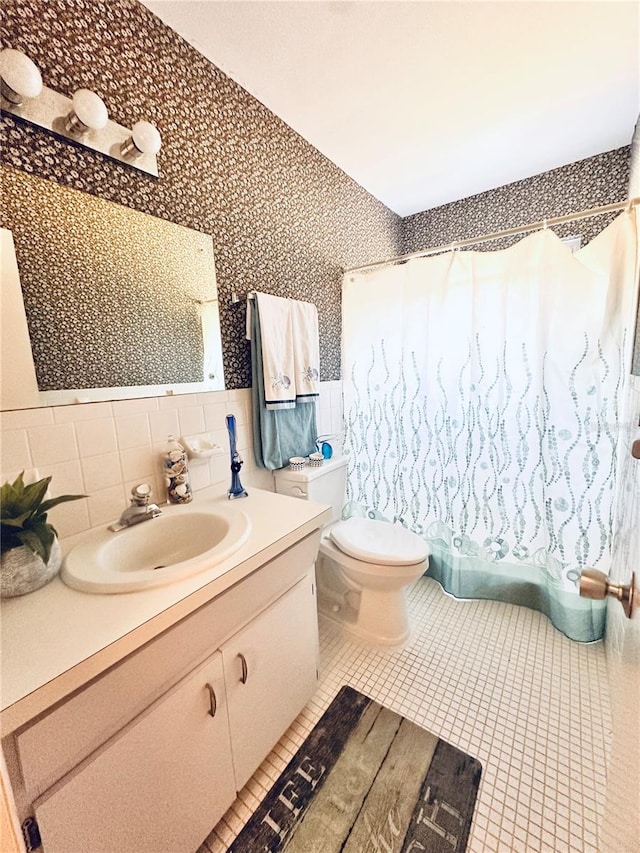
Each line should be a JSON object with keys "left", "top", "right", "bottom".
{"left": 0, "top": 487, "right": 331, "bottom": 734}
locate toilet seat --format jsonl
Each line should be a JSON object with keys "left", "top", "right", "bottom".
{"left": 330, "top": 517, "right": 428, "bottom": 566}
{"left": 319, "top": 535, "right": 427, "bottom": 579}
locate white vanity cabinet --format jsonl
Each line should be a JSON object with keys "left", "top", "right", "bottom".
{"left": 33, "top": 653, "right": 235, "bottom": 853}
{"left": 2, "top": 528, "right": 322, "bottom": 853}
{"left": 222, "top": 573, "right": 319, "bottom": 790}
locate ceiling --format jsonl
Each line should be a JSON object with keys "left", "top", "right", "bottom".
{"left": 142, "top": 1, "right": 640, "bottom": 217}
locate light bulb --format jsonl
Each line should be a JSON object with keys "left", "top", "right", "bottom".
{"left": 132, "top": 121, "right": 162, "bottom": 154}
{"left": 121, "top": 120, "right": 161, "bottom": 158}
{"left": 0, "top": 48, "right": 43, "bottom": 105}
{"left": 65, "top": 89, "right": 108, "bottom": 134}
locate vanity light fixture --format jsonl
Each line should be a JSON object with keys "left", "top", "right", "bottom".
{"left": 121, "top": 120, "right": 162, "bottom": 159}
{"left": 0, "top": 47, "right": 161, "bottom": 177}
{"left": 0, "top": 47, "right": 43, "bottom": 105}
{"left": 65, "top": 88, "right": 109, "bottom": 134}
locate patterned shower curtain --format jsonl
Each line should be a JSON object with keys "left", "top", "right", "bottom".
{"left": 342, "top": 212, "right": 638, "bottom": 641}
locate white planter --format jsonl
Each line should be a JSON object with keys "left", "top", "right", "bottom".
{"left": 1, "top": 538, "right": 62, "bottom": 598}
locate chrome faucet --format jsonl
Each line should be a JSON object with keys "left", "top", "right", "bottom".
{"left": 108, "top": 483, "right": 162, "bottom": 532}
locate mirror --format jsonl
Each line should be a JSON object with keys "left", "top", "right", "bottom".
{"left": 0, "top": 166, "right": 224, "bottom": 410}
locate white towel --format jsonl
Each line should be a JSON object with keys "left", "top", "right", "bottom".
{"left": 255, "top": 292, "right": 296, "bottom": 410}
{"left": 289, "top": 299, "right": 320, "bottom": 403}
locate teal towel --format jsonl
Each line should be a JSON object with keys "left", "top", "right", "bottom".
{"left": 250, "top": 304, "right": 317, "bottom": 470}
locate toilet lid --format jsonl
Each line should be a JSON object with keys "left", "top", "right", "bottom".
{"left": 330, "top": 517, "right": 428, "bottom": 566}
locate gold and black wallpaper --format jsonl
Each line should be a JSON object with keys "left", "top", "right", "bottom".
{"left": 402, "top": 147, "right": 630, "bottom": 254}
{"left": 0, "top": 0, "right": 402, "bottom": 389}
{"left": 1, "top": 0, "right": 632, "bottom": 388}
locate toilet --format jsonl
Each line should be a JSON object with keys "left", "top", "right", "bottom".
{"left": 273, "top": 456, "right": 429, "bottom": 647}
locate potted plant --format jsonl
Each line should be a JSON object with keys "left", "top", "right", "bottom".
{"left": 1, "top": 472, "right": 85, "bottom": 598}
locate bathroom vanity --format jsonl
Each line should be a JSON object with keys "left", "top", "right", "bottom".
{"left": 0, "top": 487, "right": 331, "bottom": 853}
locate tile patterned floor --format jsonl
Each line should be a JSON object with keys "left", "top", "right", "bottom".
{"left": 201, "top": 577, "right": 612, "bottom": 853}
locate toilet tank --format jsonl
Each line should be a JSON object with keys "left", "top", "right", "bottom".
{"left": 273, "top": 456, "right": 348, "bottom": 523}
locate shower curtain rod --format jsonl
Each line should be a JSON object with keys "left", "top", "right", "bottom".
{"left": 344, "top": 196, "right": 640, "bottom": 275}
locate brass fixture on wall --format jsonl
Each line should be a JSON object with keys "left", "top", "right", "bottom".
{"left": 0, "top": 48, "right": 161, "bottom": 177}
{"left": 579, "top": 569, "right": 635, "bottom": 618}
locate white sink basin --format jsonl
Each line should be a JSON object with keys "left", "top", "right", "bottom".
{"left": 61, "top": 504, "right": 251, "bottom": 593}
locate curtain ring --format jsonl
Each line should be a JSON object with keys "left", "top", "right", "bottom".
{"left": 450, "top": 241, "right": 458, "bottom": 253}
{"left": 542, "top": 217, "right": 548, "bottom": 230}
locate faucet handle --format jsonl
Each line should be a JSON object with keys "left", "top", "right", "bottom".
{"left": 130, "top": 483, "right": 152, "bottom": 505}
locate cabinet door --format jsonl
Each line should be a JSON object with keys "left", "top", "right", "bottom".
{"left": 34, "top": 653, "right": 235, "bottom": 853}
{"left": 222, "top": 573, "right": 318, "bottom": 790}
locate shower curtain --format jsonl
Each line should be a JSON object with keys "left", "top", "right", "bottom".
{"left": 342, "top": 212, "right": 639, "bottom": 641}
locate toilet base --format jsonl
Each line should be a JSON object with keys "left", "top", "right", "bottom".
{"left": 316, "top": 558, "right": 414, "bottom": 649}
{"left": 357, "top": 586, "right": 412, "bottom": 646}
{"left": 317, "top": 596, "right": 413, "bottom": 650}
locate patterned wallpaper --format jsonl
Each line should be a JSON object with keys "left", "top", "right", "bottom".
{"left": 1, "top": 0, "right": 634, "bottom": 389}
{"left": 0, "top": 0, "right": 402, "bottom": 389}
{"left": 402, "top": 147, "right": 631, "bottom": 254}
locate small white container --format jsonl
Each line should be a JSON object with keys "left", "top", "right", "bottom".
{"left": 289, "top": 456, "right": 307, "bottom": 471}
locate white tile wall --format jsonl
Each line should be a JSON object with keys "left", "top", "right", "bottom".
{"left": 0, "top": 381, "right": 343, "bottom": 545}
{"left": 201, "top": 579, "right": 612, "bottom": 853}
{"left": 114, "top": 413, "right": 152, "bottom": 450}
{"left": 28, "top": 423, "right": 78, "bottom": 467}
{"left": 81, "top": 452, "right": 122, "bottom": 493}
{"left": 75, "top": 418, "right": 118, "bottom": 458}
{"left": 0, "top": 429, "right": 31, "bottom": 473}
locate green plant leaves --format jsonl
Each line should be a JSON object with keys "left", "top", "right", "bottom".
{"left": 39, "top": 494, "right": 86, "bottom": 514}
{"left": 1, "top": 472, "right": 51, "bottom": 518}
{"left": 1, "top": 472, "right": 85, "bottom": 563}
{"left": 21, "top": 520, "right": 56, "bottom": 564}
{"left": 0, "top": 511, "right": 34, "bottom": 528}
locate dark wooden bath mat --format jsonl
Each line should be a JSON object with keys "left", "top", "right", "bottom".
{"left": 228, "top": 685, "right": 482, "bottom": 852}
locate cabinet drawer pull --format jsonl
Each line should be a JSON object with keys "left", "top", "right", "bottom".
{"left": 205, "top": 683, "right": 217, "bottom": 717}
{"left": 238, "top": 653, "right": 248, "bottom": 684}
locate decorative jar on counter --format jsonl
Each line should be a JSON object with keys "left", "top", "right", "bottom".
{"left": 163, "top": 436, "right": 192, "bottom": 504}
